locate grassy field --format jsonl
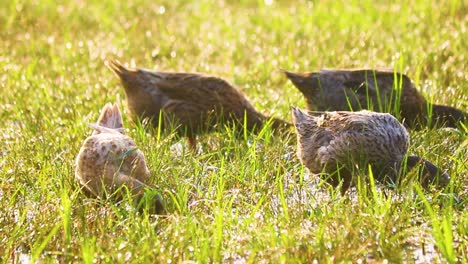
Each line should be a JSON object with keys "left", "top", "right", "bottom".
{"left": 1, "top": 0, "right": 467, "bottom": 262}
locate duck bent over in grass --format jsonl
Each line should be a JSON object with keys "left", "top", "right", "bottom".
{"left": 75, "top": 103, "right": 164, "bottom": 214}
{"left": 284, "top": 69, "right": 467, "bottom": 129}
{"left": 292, "top": 107, "right": 450, "bottom": 194}
{"left": 106, "top": 60, "right": 291, "bottom": 149}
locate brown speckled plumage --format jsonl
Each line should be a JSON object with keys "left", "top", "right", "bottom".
{"left": 107, "top": 60, "right": 290, "bottom": 148}
{"left": 284, "top": 69, "right": 467, "bottom": 128}
{"left": 292, "top": 108, "right": 450, "bottom": 193}
{"left": 75, "top": 103, "right": 164, "bottom": 213}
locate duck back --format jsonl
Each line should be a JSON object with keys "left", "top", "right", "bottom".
{"left": 292, "top": 108, "right": 410, "bottom": 183}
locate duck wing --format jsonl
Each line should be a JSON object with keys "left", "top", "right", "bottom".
{"left": 148, "top": 72, "right": 237, "bottom": 101}
{"left": 338, "top": 69, "right": 410, "bottom": 97}
{"left": 155, "top": 73, "right": 263, "bottom": 125}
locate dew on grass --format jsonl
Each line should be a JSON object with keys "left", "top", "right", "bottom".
{"left": 169, "top": 142, "right": 185, "bottom": 157}
{"left": 151, "top": 48, "right": 160, "bottom": 58}
{"left": 47, "top": 36, "right": 54, "bottom": 44}
{"left": 223, "top": 252, "right": 247, "bottom": 264}
{"left": 403, "top": 231, "right": 440, "bottom": 263}
{"left": 15, "top": 246, "right": 32, "bottom": 264}
{"left": 117, "top": 251, "right": 132, "bottom": 262}
{"left": 158, "top": 6, "right": 166, "bottom": 14}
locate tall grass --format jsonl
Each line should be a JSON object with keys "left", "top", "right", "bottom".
{"left": 0, "top": 0, "right": 466, "bottom": 262}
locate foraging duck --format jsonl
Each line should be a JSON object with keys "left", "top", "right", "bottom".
{"left": 75, "top": 103, "right": 164, "bottom": 213}
{"left": 107, "top": 60, "right": 290, "bottom": 149}
{"left": 284, "top": 69, "right": 467, "bottom": 128}
{"left": 292, "top": 107, "right": 450, "bottom": 193}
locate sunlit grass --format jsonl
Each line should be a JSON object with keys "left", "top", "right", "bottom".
{"left": 0, "top": 0, "right": 467, "bottom": 262}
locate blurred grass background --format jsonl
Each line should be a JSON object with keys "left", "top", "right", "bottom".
{"left": 0, "top": 0, "right": 467, "bottom": 262}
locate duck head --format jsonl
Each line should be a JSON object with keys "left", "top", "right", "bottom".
{"left": 404, "top": 155, "right": 450, "bottom": 187}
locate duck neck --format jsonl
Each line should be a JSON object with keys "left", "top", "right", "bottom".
{"left": 244, "top": 111, "right": 291, "bottom": 132}
{"left": 404, "top": 155, "right": 450, "bottom": 187}
{"left": 243, "top": 110, "right": 267, "bottom": 131}
{"left": 267, "top": 116, "right": 292, "bottom": 131}
{"left": 429, "top": 104, "right": 467, "bottom": 128}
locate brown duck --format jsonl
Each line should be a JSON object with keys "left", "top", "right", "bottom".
{"left": 107, "top": 60, "right": 290, "bottom": 149}
{"left": 292, "top": 107, "right": 450, "bottom": 194}
{"left": 75, "top": 103, "right": 164, "bottom": 213}
{"left": 284, "top": 69, "right": 466, "bottom": 128}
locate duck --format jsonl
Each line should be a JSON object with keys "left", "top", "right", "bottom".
{"left": 291, "top": 107, "right": 450, "bottom": 194}
{"left": 75, "top": 103, "right": 164, "bottom": 213}
{"left": 284, "top": 69, "right": 467, "bottom": 129}
{"left": 106, "top": 60, "right": 290, "bottom": 149}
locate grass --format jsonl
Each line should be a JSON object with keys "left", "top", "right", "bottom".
{"left": 0, "top": 0, "right": 467, "bottom": 262}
